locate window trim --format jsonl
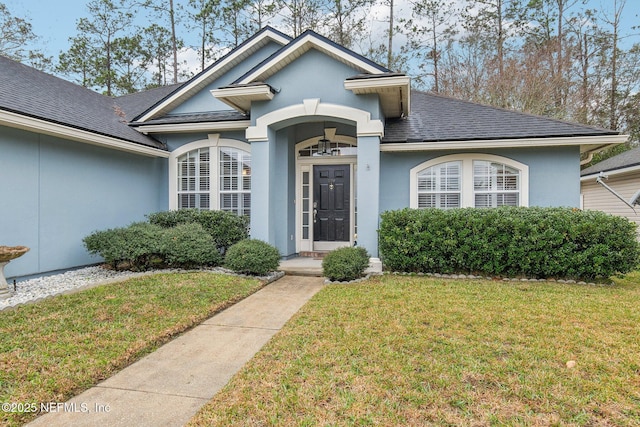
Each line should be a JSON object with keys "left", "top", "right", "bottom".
{"left": 169, "top": 133, "right": 251, "bottom": 210}
{"left": 410, "top": 154, "right": 529, "bottom": 208}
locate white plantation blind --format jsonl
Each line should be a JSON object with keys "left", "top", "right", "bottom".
{"left": 177, "top": 148, "right": 210, "bottom": 209}
{"left": 473, "top": 160, "right": 520, "bottom": 208}
{"left": 416, "top": 161, "right": 461, "bottom": 209}
{"left": 175, "top": 145, "right": 251, "bottom": 216}
{"left": 219, "top": 148, "right": 251, "bottom": 217}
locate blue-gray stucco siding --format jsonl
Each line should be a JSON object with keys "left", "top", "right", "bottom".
{"left": 169, "top": 41, "right": 285, "bottom": 115}
{"left": 379, "top": 146, "right": 581, "bottom": 213}
{"left": 1, "top": 126, "right": 167, "bottom": 278}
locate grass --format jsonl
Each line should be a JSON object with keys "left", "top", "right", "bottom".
{"left": 190, "top": 273, "right": 640, "bottom": 426}
{"left": 0, "top": 271, "right": 263, "bottom": 427}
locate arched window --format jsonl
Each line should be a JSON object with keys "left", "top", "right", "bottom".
{"left": 416, "top": 161, "right": 461, "bottom": 209}
{"left": 170, "top": 135, "right": 251, "bottom": 217}
{"left": 410, "top": 154, "right": 528, "bottom": 209}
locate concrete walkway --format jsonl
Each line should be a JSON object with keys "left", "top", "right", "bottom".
{"left": 27, "top": 275, "right": 325, "bottom": 427}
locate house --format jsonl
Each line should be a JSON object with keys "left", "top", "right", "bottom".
{"left": 0, "top": 27, "right": 626, "bottom": 279}
{"left": 581, "top": 147, "right": 640, "bottom": 228}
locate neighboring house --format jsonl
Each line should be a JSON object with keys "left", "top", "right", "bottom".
{"left": 1, "top": 27, "right": 626, "bottom": 279}
{"left": 581, "top": 147, "right": 640, "bottom": 228}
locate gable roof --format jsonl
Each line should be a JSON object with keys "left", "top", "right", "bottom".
{"left": 0, "top": 55, "right": 166, "bottom": 155}
{"left": 581, "top": 146, "right": 640, "bottom": 177}
{"left": 382, "top": 91, "right": 623, "bottom": 152}
{"left": 233, "top": 29, "right": 389, "bottom": 85}
{"left": 134, "top": 26, "right": 291, "bottom": 123}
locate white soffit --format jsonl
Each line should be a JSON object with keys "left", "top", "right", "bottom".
{"left": 211, "top": 85, "right": 274, "bottom": 113}
{"left": 137, "top": 29, "right": 290, "bottom": 122}
{"left": 344, "top": 75, "right": 410, "bottom": 118}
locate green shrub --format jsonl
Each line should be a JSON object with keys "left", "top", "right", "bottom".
{"left": 379, "top": 207, "right": 640, "bottom": 280}
{"left": 161, "top": 222, "right": 222, "bottom": 268}
{"left": 147, "top": 209, "right": 248, "bottom": 253}
{"left": 322, "top": 246, "right": 370, "bottom": 282}
{"left": 83, "top": 222, "right": 223, "bottom": 271}
{"left": 225, "top": 239, "right": 281, "bottom": 275}
{"left": 83, "top": 222, "right": 164, "bottom": 270}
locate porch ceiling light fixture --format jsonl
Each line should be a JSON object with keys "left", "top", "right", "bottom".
{"left": 318, "top": 127, "right": 332, "bottom": 155}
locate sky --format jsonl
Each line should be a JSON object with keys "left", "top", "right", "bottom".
{"left": 3, "top": 0, "right": 640, "bottom": 73}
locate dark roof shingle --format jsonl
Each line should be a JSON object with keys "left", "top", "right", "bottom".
{"left": 114, "top": 84, "right": 182, "bottom": 120}
{"left": 581, "top": 146, "right": 640, "bottom": 176}
{"left": 383, "top": 91, "right": 618, "bottom": 143}
{"left": 0, "top": 55, "right": 164, "bottom": 149}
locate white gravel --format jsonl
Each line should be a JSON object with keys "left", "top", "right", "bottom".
{"left": 1, "top": 266, "right": 284, "bottom": 311}
{"left": 0, "top": 267, "right": 158, "bottom": 311}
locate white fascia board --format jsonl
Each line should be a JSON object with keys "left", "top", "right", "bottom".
{"left": 211, "top": 84, "right": 274, "bottom": 99}
{"left": 380, "top": 135, "right": 628, "bottom": 153}
{"left": 343, "top": 75, "right": 410, "bottom": 91}
{"left": 0, "top": 110, "right": 169, "bottom": 158}
{"left": 138, "top": 30, "right": 290, "bottom": 123}
{"left": 580, "top": 163, "right": 640, "bottom": 181}
{"left": 135, "top": 120, "right": 251, "bottom": 134}
{"left": 238, "top": 34, "right": 384, "bottom": 84}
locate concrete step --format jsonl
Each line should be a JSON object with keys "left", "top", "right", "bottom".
{"left": 278, "top": 257, "right": 324, "bottom": 277}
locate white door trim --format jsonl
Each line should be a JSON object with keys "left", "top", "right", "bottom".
{"left": 295, "top": 142, "right": 357, "bottom": 253}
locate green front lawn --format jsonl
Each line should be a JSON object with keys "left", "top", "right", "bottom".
{"left": 190, "top": 273, "right": 640, "bottom": 426}
{"left": 0, "top": 272, "right": 263, "bottom": 427}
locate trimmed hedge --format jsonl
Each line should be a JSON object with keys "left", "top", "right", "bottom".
{"left": 322, "top": 246, "right": 370, "bottom": 282}
{"left": 147, "top": 209, "right": 249, "bottom": 253}
{"left": 161, "top": 222, "right": 222, "bottom": 268}
{"left": 83, "top": 222, "right": 221, "bottom": 270}
{"left": 225, "top": 239, "right": 281, "bottom": 276}
{"left": 379, "top": 207, "right": 640, "bottom": 280}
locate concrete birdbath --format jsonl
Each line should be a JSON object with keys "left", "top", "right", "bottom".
{"left": 0, "top": 246, "right": 29, "bottom": 299}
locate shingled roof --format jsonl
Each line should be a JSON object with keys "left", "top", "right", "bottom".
{"left": 383, "top": 91, "right": 618, "bottom": 143}
{"left": 581, "top": 146, "right": 640, "bottom": 176}
{"left": 0, "top": 55, "right": 164, "bottom": 150}
{"left": 114, "top": 84, "right": 182, "bottom": 121}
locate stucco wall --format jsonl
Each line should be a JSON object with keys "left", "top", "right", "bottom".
{"left": 380, "top": 146, "right": 581, "bottom": 213}
{"left": 0, "top": 126, "right": 167, "bottom": 278}
{"left": 253, "top": 49, "right": 383, "bottom": 124}
{"left": 169, "top": 41, "right": 285, "bottom": 115}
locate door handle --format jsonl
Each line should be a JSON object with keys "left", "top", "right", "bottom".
{"left": 313, "top": 208, "right": 317, "bottom": 223}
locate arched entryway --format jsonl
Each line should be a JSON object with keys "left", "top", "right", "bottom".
{"left": 247, "top": 99, "right": 383, "bottom": 258}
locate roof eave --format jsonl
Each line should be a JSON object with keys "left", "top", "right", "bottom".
{"left": 210, "top": 84, "right": 275, "bottom": 114}
{"left": 380, "top": 134, "right": 627, "bottom": 153}
{"left": 344, "top": 75, "right": 410, "bottom": 118}
{"left": 133, "top": 120, "right": 252, "bottom": 134}
{"left": 581, "top": 162, "right": 640, "bottom": 181}
{"left": 1, "top": 109, "right": 169, "bottom": 158}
